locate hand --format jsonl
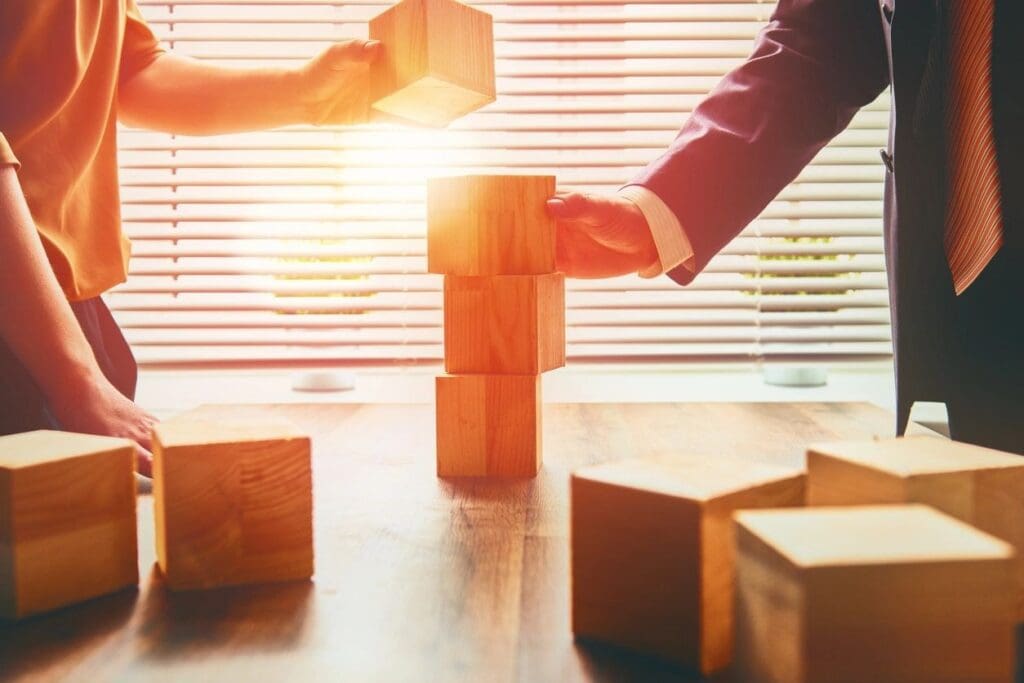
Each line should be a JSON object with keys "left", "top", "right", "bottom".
{"left": 546, "top": 192, "right": 660, "bottom": 278}
{"left": 48, "top": 373, "right": 159, "bottom": 477}
{"left": 295, "top": 39, "right": 382, "bottom": 126}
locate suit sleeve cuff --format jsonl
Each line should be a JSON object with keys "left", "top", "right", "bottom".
{"left": 0, "top": 133, "right": 20, "bottom": 170}
{"left": 617, "top": 184, "right": 694, "bottom": 278}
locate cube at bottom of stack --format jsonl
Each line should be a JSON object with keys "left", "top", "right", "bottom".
{"left": 435, "top": 374, "right": 540, "bottom": 477}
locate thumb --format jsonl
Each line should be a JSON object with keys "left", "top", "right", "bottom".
{"left": 546, "top": 192, "right": 600, "bottom": 222}
{"left": 323, "top": 39, "right": 382, "bottom": 69}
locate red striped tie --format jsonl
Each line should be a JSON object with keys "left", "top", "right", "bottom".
{"left": 945, "top": 0, "right": 1004, "bottom": 295}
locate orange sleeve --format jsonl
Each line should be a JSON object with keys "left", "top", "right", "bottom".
{"left": 119, "top": 0, "right": 165, "bottom": 85}
{"left": 0, "top": 133, "right": 19, "bottom": 170}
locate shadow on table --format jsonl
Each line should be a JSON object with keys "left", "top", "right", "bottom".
{"left": 138, "top": 565, "right": 314, "bottom": 661}
{"left": 574, "top": 628, "right": 1024, "bottom": 683}
{"left": 574, "top": 637, "right": 715, "bottom": 683}
{"left": 0, "top": 586, "right": 139, "bottom": 680}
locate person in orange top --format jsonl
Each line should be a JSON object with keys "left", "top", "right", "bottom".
{"left": 0, "top": 1, "right": 381, "bottom": 475}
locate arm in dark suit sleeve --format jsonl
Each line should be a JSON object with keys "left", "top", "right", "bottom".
{"left": 634, "top": 0, "right": 890, "bottom": 284}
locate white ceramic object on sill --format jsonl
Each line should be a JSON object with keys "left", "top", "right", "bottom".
{"left": 762, "top": 365, "right": 828, "bottom": 388}
{"left": 291, "top": 370, "right": 357, "bottom": 393}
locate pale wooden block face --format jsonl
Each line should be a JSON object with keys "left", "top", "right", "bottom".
{"left": 444, "top": 274, "right": 565, "bottom": 374}
{"left": 809, "top": 436, "right": 1024, "bottom": 478}
{"left": 153, "top": 420, "right": 313, "bottom": 591}
{"left": 571, "top": 455, "right": 804, "bottom": 674}
{"left": 807, "top": 437, "right": 1024, "bottom": 618}
{"left": 427, "top": 175, "right": 556, "bottom": 276}
{"left": 0, "top": 430, "right": 137, "bottom": 620}
{"left": 435, "top": 374, "right": 540, "bottom": 477}
{"left": 369, "top": 0, "right": 495, "bottom": 127}
{"left": 736, "top": 505, "right": 1014, "bottom": 568}
{"left": 572, "top": 477, "right": 701, "bottom": 666}
{"left": 735, "top": 505, "right": 1016, "bottom": 683}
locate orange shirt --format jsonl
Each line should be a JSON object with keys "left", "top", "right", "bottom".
{"left": 0, "top": 1, "right": 163, "bottom": 301}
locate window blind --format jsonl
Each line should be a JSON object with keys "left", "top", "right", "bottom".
{"left": 112, "top": 0, "right": 892, "bottom": 366}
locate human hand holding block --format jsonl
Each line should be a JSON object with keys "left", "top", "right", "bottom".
{"left": 153, "top": 417, "right": 313, "bottom": 591}
{"left": 369, "top": 0, "right": 495, "bottom": 127}
{"left": 0, "top": 431, "right": 137, "bottom": 620}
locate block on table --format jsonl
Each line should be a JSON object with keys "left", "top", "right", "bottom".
{"left": 0, "top": 430, "right": 137, "bottom": 620}
{"left": 435, "top": 374, "right": 541, "bottom": 478}
{"left": 369, "top": 0, "right": 495, "bottom": 127}
{"left": 444, "top": 273, "right": 565, "bottom": 374}
{"left": 570, "top": 455, "right": 805, "bottom": 674}
{"left": 153, "top": 418, "right": 313, "bottom": 591}
{"left": 427, "top": 175, "right": 556, "bottom": 276}
{"left": 807, "top": 436, "right": 1024, "bottom": 618}
{"left": 734, "top": 505, "right": 1016, "bottom": 683}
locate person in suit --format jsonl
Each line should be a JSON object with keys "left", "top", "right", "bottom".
{"left": 548, "top": 0, "right": 1024, "bottom": 453}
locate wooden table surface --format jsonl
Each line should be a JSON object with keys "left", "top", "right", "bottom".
{"left": 0, "top": 402, "right": 901, "bottom": 682}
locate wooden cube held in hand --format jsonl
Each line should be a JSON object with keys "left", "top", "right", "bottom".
{"left": 807, "top": 436, "right": 1024, "bottom": 618}
{"left": 153, "top": 419, "right": 313, "bottom": 591}
{"left": 444, "top": 273, "right": 565, "bottom": 374}
{"left": 734, "top": 505, "right": 1016, "bottom": 683}
{"left": 435, "top": 374, "right": 541, "bottom": 477}
{"left": 570, "top": 455, "right": 805, "bottom": 674}
{"left": 427, "top": 175, "right": 556, "bottom": 276}
{"left": 0, "top": 431, "right": 137, "bottom": 620}
{"left": 369, "top": 0, "right": 495, "bottom": 127}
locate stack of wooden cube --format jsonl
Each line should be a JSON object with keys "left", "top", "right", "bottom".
{"left": 427, "top": 175, "right": 565, "bottom": 478}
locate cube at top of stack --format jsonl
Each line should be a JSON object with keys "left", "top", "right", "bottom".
{"left": 369, "top": 0, "right": 496, "bottom": 128}
{"left": 427, "top": 175, "right": 557, "bottom": 276}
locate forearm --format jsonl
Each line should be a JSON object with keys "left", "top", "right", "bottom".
{"left": 0, "top": 166, "right": 104, "bottom": 399}
{"left": 635, "top": 0, "right": 890, "bottom": 284}
{"left": 118, "top": 53, "right": 307, "bottom": 135}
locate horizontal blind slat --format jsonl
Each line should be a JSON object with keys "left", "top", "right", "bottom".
{"left": 115, "top": 0, "right": 891, "bottom": 364}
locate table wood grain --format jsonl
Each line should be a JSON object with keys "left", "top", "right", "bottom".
{"left": 0, "top": 402, "right": 903, "bottom": 682}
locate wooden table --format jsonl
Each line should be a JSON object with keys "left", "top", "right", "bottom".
{"left": 1, "top": 402, "right": 900, "bottom": 682}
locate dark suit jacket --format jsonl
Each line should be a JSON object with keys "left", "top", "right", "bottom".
{"left": 634, "top": 0, "right": 1023, "bottom": 434}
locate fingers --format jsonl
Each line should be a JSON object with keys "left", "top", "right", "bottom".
{"left": 557, "top": 227, "right": 645, "bottom": 279}
{"left": 324, "top": 39, "right": 382, "bottom": 68}
{"left": 135, "top": 445, "right": 154, "bottom": 479}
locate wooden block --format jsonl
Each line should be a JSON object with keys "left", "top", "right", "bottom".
{"left": 444, "top": 273, "right": 564, "bottom": 374}
{"left": 734, "top": 505, "right": 1016, "bottom": 683}
{"left": 427, "top": 175, "right": 556, "bottom": 276}
{"left": 570, "top": 455, "right": 804, "bottom": 674}
{"left": 153, "top": 418, "right": 313, "bottom": 590}
{"left": 0, "top": 430, "right": 137, "bottom": 620}
{"left": 435, "top": 374, "right": 540, "bottom": 477}
{"left": 369, "top": 0, "right": 495, "bottom": 127}
{"left": 807, "top": 436, "right": 1024, "bottom": 618}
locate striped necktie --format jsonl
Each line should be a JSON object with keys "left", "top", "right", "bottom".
{"left": 945, "top": 0, "right": 1004, "bottom": 295}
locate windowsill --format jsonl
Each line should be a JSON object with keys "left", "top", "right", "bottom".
{"left": 137, "top": 362, "right": 899, "bottom": 420}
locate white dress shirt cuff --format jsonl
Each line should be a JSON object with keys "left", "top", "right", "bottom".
{"left": 617, "top": 184, "right": 695, "bottom": 278}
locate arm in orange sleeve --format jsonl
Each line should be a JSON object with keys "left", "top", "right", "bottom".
{"left": 117, "top": 2, "right": 383, "bottom": 134}
{"left": 0, "top": 166, "right": 157, "bottom": 473}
